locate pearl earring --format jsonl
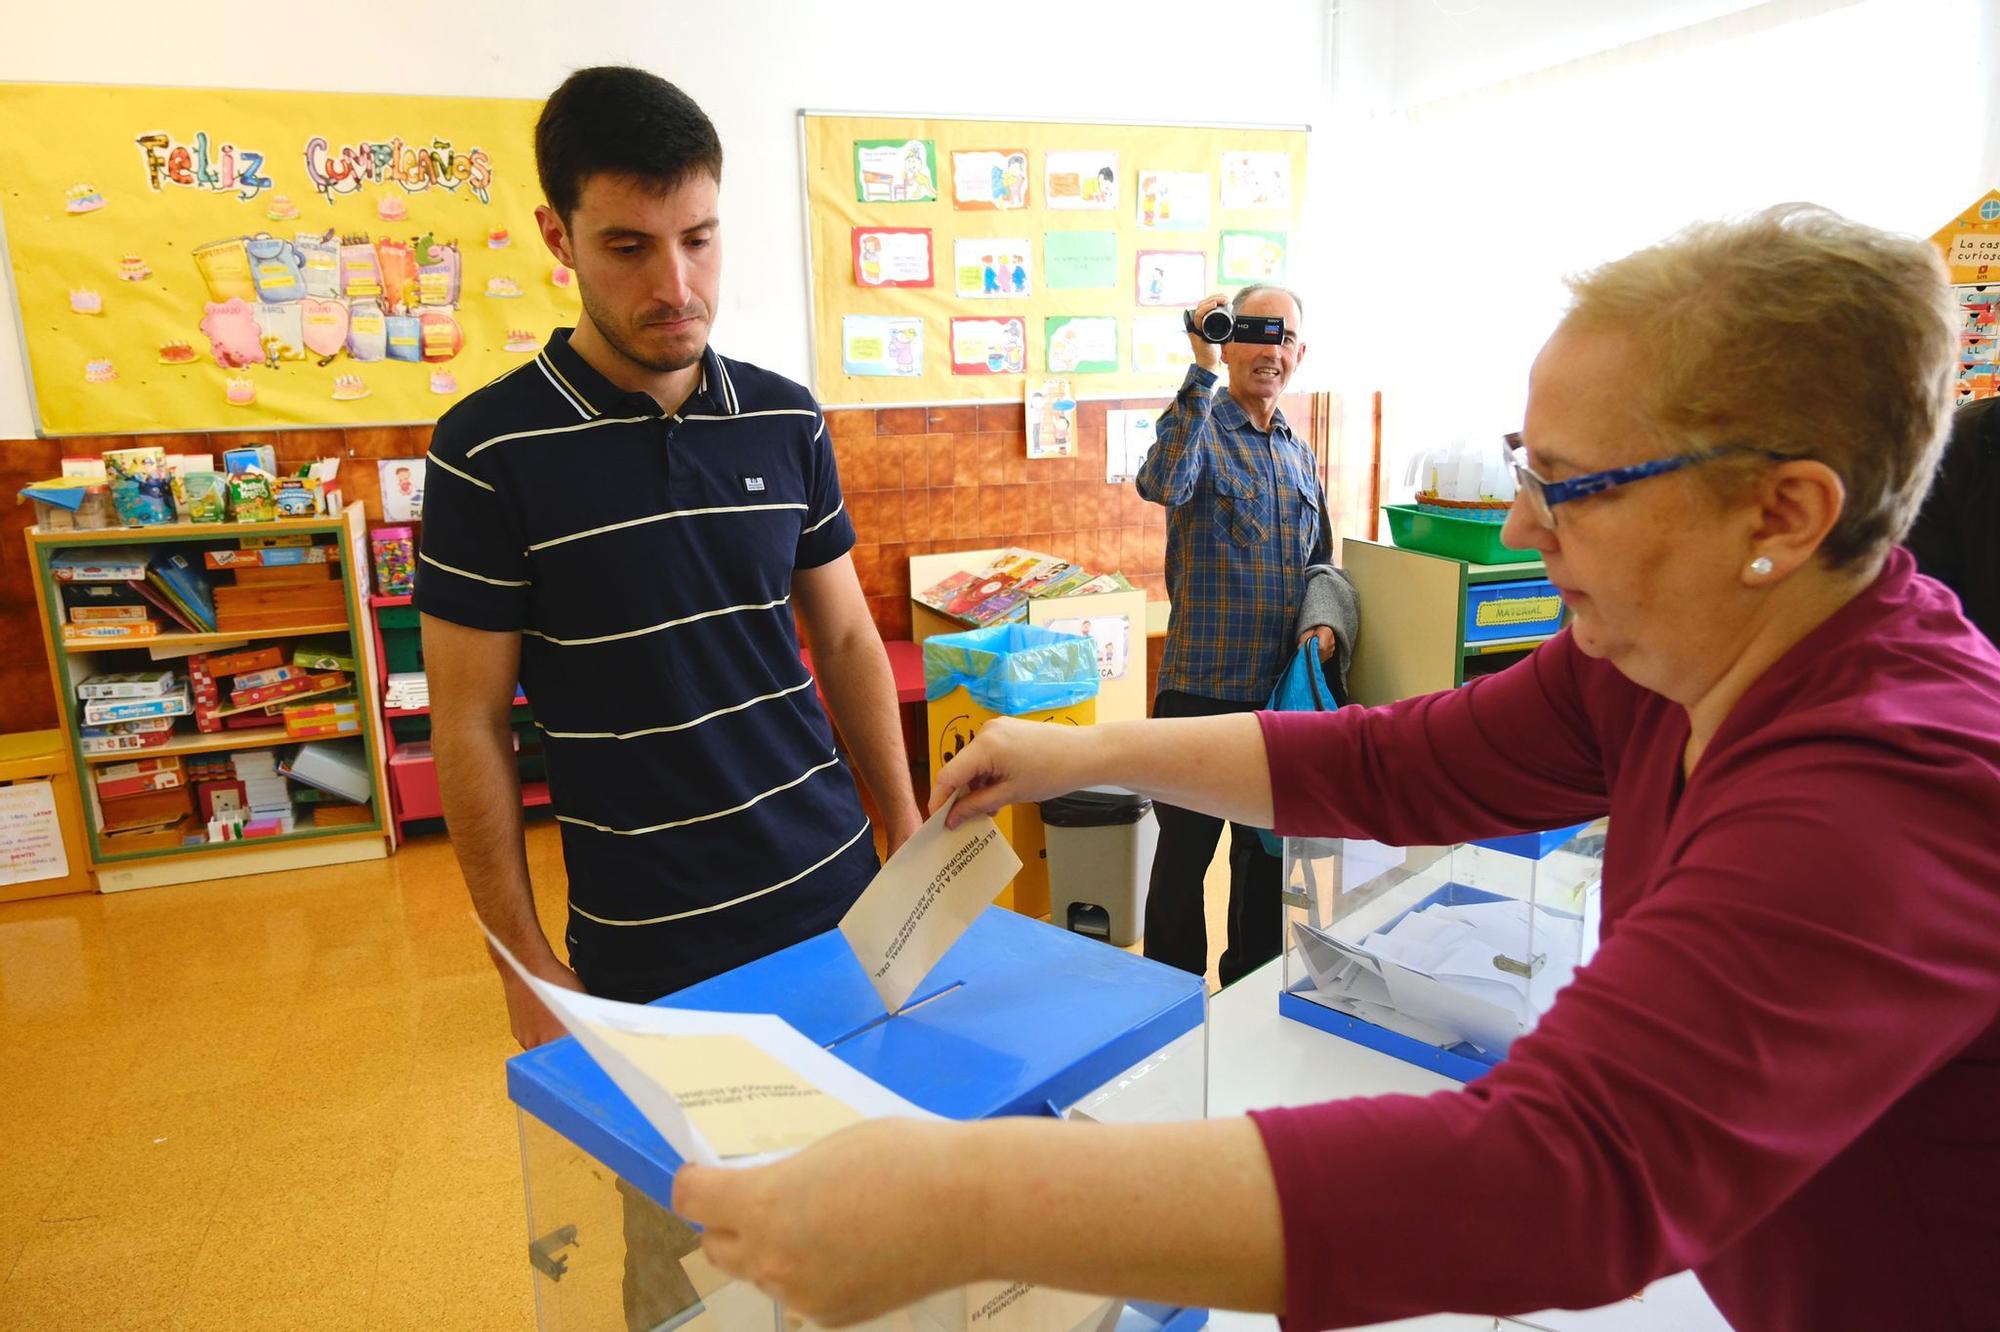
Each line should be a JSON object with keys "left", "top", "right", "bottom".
{"left": 1748, "top": 556, "right": 1774, "bottom": 578}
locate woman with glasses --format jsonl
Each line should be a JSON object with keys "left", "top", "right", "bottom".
{"left": 674, "top": 206, "right": 2000, "bottom": 1331}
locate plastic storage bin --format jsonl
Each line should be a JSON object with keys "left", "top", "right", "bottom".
{"left": 1278, "top": 824, "right": 1604, "bottom": 1081}
{"left": 1462, "top": 577, "right": 1565, "bottom": 643}
{"left": 509, "top": 907, "right": 1207, "bottom": 1332}
{"left": 1383, "top": 502, "right": 1535, "bottom": 565}
{"left": 1040, "top": 787, "right": 1158, "bottom": 946}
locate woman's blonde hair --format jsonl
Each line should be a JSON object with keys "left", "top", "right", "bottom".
{"left": 1561, "top": 203, "right": 1958, "bottom": 569}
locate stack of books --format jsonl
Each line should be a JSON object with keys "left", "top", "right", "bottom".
{"left": 384, "top": 672, "right": 430, "bottom": 710}
{"left": 915, "top": 549, "right": 1133, "bottom": 628}
{"left": 223, "top": 750, "right": 296, "bottom": 839}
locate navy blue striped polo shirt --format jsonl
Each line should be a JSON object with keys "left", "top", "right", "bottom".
{"left": 416, "top": 328, "right": 877, "bottom": 1000}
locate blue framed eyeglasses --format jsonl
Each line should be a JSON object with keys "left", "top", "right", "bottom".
{"left": 1502, "top": 433, "right": 1790, "bottom": 530}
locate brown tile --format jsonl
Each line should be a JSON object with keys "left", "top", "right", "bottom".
{"left": 927, "top": 406, "right": 977, "bottom": 433}
{"left": 919, "top": 488, "right": 954, "bottom": 544}
{"left": 1001, "top": 441, "right": 1029, "bottom": 485}
{"left": 897, "top": 435, "right": 929, "bottom": 492}
{"left": 827, "top": 407, "right": 875, "bottom": 441}
{"left": 844, "top": 435, "right": 883, "bottom": 494}
{"left": 976, "top": 402, "right": 1025, "bottom": 433}
{"left": 975, "top": 433, "right": 1008, "bottom": 487}
{"left": 848, "top": 491, "right": 885, "bottom": 543}
{"left": 1002, "top": 485, "right": 1030, "bottom": 539}
{"left": 927, "top": 437, "right": 959, "bottom": 488}
{"left": 1092, "top": 486, "right": 1119, "bottom": 528}
{"left": 344, "top": 426, "right": 428, "bottom": 459}
{"left": 878, "top": 597, "right": 913, "bottom": 638}
{"left": 1049, "top": 486, "right": 1077, "bottom": 533}
{"left": 1121, "top": 526, "right": 1149, "bottom": 572}
{"left": 953, "top": 485, "right": 984, "bottom": 540}
{"left": 850, "top": 543, "right": 884, "bottom": 597}
{"left": 877, "top": 407, "right": 927, "bottom": 435}
{"left": 1144, "top": 526, "right": 1168, "bottom": 572}
{"left": 1025, "top": 485, "right": 1054, "bottom": 535}
{"left": 0, "top": 437, "right": 65, "bottom": 474}
{"left": 878, "top": 542, "right": 912, "bottom": 596}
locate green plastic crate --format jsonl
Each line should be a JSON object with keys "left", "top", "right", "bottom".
{"left": 1384, "top": 503, "right": 1536, "bottom": 566}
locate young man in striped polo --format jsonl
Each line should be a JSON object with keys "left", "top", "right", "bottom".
{"left": 419, "top": 65, "right": 921, "bottom": 1037}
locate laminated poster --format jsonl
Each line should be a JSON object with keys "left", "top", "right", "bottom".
{"left": 950, "top": 317, "right": 1026, "bottom": 376}
{"left": 1025, "top": 378, "right": 1078, "bottom": 459}
{"left": 1220, "top": 151, "right": 1292, "bottom": 210}
{"left": 853, "top": 138, "right": 937, "bottom": 203}
{"left": 1044, "top": 150, "right": 1118, "bottom": 211}
{"left": 1104, "top": 408, "right": 1159, "bottom": 484}
{"left": 1131, "top": 315, "right": 1189, "bottom": 376}
{"left": 954, "top": 238, "right": 1033, "bottom": 299}
{"left": 1135, "top": 251, "right": 1205, "bottom": 307}
{"left": 951, "top": 149, "right": 1031, "bottom": 210}
{"left": 1136, "top": 171, "right": 1210, "bottom": 231}
{"left": 842, "top": 315, "right": 924, "bottom": 378}
{"left": 852, "top": 227, "right": 933, "bottom": 288}
{"left": 1045, "top": 316, "right": 1118, "bottom": 376}
{"left": 1219, "top": 229, "right": 1288, "bottom": 284}
{"left": 1043, "top": 231, "right": 1118, "bottom": 290}
{"left": 376, "top": 457, "right": 426, "bottom": 522}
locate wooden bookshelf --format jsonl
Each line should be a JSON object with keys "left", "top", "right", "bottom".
{"left": 24, "top": 505, "right": 393, "bottom": 891}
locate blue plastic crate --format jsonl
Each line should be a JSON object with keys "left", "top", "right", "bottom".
{"left": 1464, "top": 577, "right": 1564, "bottom": 643}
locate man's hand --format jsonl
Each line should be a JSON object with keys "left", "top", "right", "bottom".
{"left": 675, "top": 1119, "right": 971, "bottom": 1327}
{"left": 1185, "top": 293, "right": 1229, "bottom": 372}
{"left": 1299, "top": 625, "right": 1337, "bottom": 664}
{"left": 495, "top": 948, "right": 585, "bottom": 1050}
{"left": 930, "top": 717, "right": 1095, "bottom": 828}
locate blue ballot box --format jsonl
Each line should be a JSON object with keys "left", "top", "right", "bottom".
{"left": 509, "top": 906, "right": 1208, "bottom": 1332}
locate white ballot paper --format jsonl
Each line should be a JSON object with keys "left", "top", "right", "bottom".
{"left": 839, "top": 793, "right": 1023, "bottom": 1013}
{"left": 486, "top": 928, "right": 939, "bottom": 1169}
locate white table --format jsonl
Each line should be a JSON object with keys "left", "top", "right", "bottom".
{"left": 1200, "top": 958, "right": 1728, "bottom": 1332}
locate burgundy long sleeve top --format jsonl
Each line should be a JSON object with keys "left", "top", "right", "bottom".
{"left": 1249, "top": 549, "right": 2000, "bottom": 1329}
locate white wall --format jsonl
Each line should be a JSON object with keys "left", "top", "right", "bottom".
{"left": 0, "top": 0, "right": 1334, "bottom": 437}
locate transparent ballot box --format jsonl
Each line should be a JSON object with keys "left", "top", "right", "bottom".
{"left": 510, "top": 906, "right": 1209, "bottom": 1332}
{"left": 1279, "top": 824, "right": 1606, "bottom": 1082}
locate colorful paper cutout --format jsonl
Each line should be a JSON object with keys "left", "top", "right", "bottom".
{"left": 954, "top": 238, "right": 1032, "bottom": 299}
{"left": 842, "top": 315, "right": 925, "bottom": 377}
{"left": 852, "top": 227, "right": 933, "bottom": 288}
{"left": 949, "top": 317, "right": 1026, "bottom": 375}
{"left": 854, "top": 139, "right": 937, "bottom": 203}
{"left": 1219, "top": 230, "right": 1288, "bottom": 284}
{"left": 1043, "top": 231, "right": 1118, "bottom": 290}
{"left": 951, "top": 150, "right": 1030, "bottom": 210}
{"left": 1135, "top": 250, "right": 1205, "bottom": 307}
{"left": 1045, "top": 316, "right": 1118, "bottom": 375}
{"left": 1045, "top": 151, "right": 1117, "bottom": 211}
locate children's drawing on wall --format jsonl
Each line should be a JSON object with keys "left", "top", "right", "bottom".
{"left": 1025, "top": 378, "right": 1078, "bottom": 459}
{"left": 1103, "top": 409, "right": 1159, "bottom": 484}
{"left": 1135, "top": 251, "right": 1206, "bottom": 307}
{"left": 950, "top": 317, "right": 1027, "bottom": 376}
{"left": 1044, "top": 151, "right": 1117, "bottom": 211}
{"left": 854, "top": 139, "right": 937, "bottom": 203}
{"left": 1136, "top": 171, "right": 1210, "bottom": 231}
{"left": 951, "top": 150, "right": 1029, "bottom": 210}
{"left": 1220, "top": 152, "right": 1292, "bottom": 210}
{"left": 954, "top": 238, "right": 1033, "bottom": 299}
{"left": 1130, "top": 315, "right": 1188, "bottom": 376}
{"left": 842, "top": 315, "right": 925, "bottom": 377}
{"left": 852, "top": 227, "right": 933, "bottom": 287}
{"left": 1045, "top": 316, "right": 1119, "bottom": 376}
{"left": 377, "top": 457, "right": 427, "bottom": 521}
{"left": 1218, "top": 230, "right": 1288, "bottom": 284}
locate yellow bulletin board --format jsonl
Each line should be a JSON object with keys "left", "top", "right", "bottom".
{"left": 0, "top": 82, "right": 578, "bottom": 437}
{"left": 801, "top": 111, "right": 1308, "bottom": 407}
{"left": 1929, "top": 188, "right": 2000, "bottom": 402}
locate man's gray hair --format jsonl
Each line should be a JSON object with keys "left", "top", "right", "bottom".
{"left": 1231, "top": 283, "right": 1305, "bottom": 327}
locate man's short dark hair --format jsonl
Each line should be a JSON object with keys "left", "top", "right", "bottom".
{"left": 535, "top": 66, "right": 723, "bottom": 220}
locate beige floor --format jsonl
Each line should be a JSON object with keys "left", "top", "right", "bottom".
{"left": 0, "top": 822, "right": 1233, "bottom": 1331}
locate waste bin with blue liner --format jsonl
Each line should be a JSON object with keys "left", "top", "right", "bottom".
{"left": 1040, "top": 786, "right": 1158, "bottom": 947}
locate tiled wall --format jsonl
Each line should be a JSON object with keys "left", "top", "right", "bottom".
{"left": 0, "top": 393, "right": 1376, "bottom": 734}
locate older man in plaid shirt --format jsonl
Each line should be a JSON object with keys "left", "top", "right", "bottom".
{"left": 1136, "top": 283, "right": 1329, "bottom": 985}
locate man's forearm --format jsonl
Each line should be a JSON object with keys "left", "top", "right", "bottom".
{"left": 432, "top": 709, "right": 549, "bottom": 968}
{"left": 817, "top": 636, "right": 921, "bottom": 831}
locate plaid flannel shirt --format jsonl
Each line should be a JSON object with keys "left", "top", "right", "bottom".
{"left": 1138, "top": 363, "right": 1329, "bottom": 703}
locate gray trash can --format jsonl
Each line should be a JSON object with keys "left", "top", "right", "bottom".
{"left": 1039, "top": 786, "right": 1158, "bottom": 947}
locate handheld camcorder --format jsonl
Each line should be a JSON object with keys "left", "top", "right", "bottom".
{"left": 1183, "top": 307, "right": 1287, "bottom": 345}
